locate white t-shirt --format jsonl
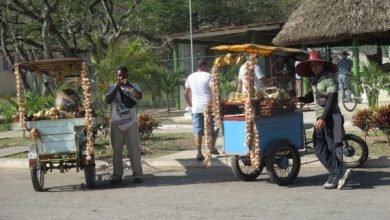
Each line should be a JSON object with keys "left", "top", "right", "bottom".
{"left": 295, "top": 61, "right": 302, "bottom": 80}
{"left": 185, "top": 71, "right": 212, "bottom": 114}
{"left": 238, "top": 61, "right": 264, "bottom": 92}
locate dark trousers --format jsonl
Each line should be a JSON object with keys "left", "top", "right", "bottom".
{"left": 314, "top": 113, "right": 344, "bottom": 183}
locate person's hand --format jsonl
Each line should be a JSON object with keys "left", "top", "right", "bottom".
{"left": 290, "top": 97, "right": 300, "bottom": 104}
{"left": 315, "top": 118, "right": 325, "bottom": 129}
{"left": 115, "top": 79, "right": 122, "bottom": 88}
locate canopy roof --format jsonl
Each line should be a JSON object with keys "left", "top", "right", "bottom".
{"left": 17, "top": 58, "right": 84, "bottom": 77}
{"left": 272, "top": 0, "right": 390, "bottom": 46}
{"left": 211, "top": 44, "right": 302, "bottom": 56}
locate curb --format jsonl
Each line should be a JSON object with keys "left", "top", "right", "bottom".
{"left": 1, "top": 156, "right": 389, "bottom": 170}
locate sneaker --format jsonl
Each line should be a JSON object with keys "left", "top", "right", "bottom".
{"left": 109, "top": 178, "right": 122, "bottom": 185}
{"left": 323, "top": 181, "right": 338, "bottom": 189}
{"left": 338, "top": 168, "right": 352, "bottom": 190}
{"left": 133, "top": 177, "right": 143, "bottom": 184}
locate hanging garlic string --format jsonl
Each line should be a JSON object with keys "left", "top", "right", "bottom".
{"left": 203, "top": 104, "right": 213, "bottom": 167}
{"left": 211, "top": 61, "right": 222, "bottom": 130}
{"left": 244, "top": 61, "right": 260, "bottom": 169}
{"left": 80, "top": 62, "right": 93, "bottom": 160}
{"left": 14, "top": 65, "right": 26, "bottom": 128}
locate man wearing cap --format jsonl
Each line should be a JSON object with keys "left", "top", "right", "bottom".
{"left": 337, "top": 51, "right": 353, "bottom": 100}
{"left": 294, "top": 50, "right": 351, "bottom": 190}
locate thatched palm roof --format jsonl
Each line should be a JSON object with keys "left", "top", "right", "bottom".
{"left": 272, "top": 0, "right": 390, "bottom": 46}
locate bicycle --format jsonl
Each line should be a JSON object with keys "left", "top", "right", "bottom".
{"left": 341, "top": 74, "right": 361, "bottom": 112}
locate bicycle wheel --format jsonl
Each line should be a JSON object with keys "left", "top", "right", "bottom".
{"left": 342, "top": 88, "right": 358, "bottom": 112}
{"left": 343, "top": 134, "right": 369, "bottom": 168}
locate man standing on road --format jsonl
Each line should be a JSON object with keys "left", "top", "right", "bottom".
{"left": 184, "top": 60, "right": 219, "bottom": 161}
{"left": 105, "top": 67, "right": 143, "bottom": 185}
{"left": 294, "top": 51, "right": 351, "bottom": 190}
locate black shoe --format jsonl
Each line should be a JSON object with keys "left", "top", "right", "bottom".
{"left": 210, "top": 149, "right": 220, "bottom": 155}
{"left": 110, "top": 179, "right": 122, "bottom": 185}
{"left": 196, "top": 154, "right": 205, "bottom": 161}
{"left": 133, "top": 177, "right": 143, "bottom": 184}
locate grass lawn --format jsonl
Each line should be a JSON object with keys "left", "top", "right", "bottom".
{"left": 0, "top": 123, "right": 12, "bottom": 132}
{"left": 0, "top": 137, "right": 33, "bottom": 149}
{"left": 94, "top": 132, "right": 195, "bottom": 159}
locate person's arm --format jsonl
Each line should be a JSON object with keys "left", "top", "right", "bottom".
{"left": 105, "top": 84, "right": 120, "bottom": 104}
{"left": 320, "top": 92, "right": 338, "bottom": 121}
{"left": 237, "top": 80, "right": 243, "bottom": 93}
{"left": 298, "top": 90, "right": 314, "bottom": 103}
{"left": 184, "top": 88, "right": 192, "bottom": 107}
{"left": 128, "top": 83, "right": 142, "bottom": 100}
{"left": 320, "top": 77, "right": 339, "bottom": 120}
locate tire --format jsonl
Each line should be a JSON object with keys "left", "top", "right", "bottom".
{"left": 231, "top": 155, "right": 264, "bottom": 181}
{"left": 83, "top": 155, "right": 96, "bottom": 188}
{"left": 343, "top": 134, "right": 369, "bottom": 168}
{"left": 84, "top": 165, "right": 96, "bottom": 188}
{"left": 342, "top": 88, "right": 358, "bottom": 112}
{"left": 31, "top": 164, "right": 44, "bottom": 191}
{"left": 265, "top": 142, "right": 300, "bottom": 186}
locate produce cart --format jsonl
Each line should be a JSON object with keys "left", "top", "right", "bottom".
{"left": 14, "top": 58, "right": 98, "bottom": 191}
{"left": 205, "top": 44, "right": 368, "bottom": 185}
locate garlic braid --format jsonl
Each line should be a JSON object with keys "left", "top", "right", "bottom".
{"left": 244, "top": 61, "right": 260, "bottom": 168}
{"left": 81, "top": 62, "right": 93, "bottom": 160}
{"left": 203, "top": 105, "right": 213, "bottom": 167}
{"left": 14, "top": 65, "right": 26, "bottom": 128}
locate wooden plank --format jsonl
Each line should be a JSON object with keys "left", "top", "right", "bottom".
{"left": 40, "top": 133, "right": 75, "bottom": 142}
{"left": 40, "top": 140, "right": 77, "bottom": 153}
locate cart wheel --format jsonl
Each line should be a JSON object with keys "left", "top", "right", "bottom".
{"left": 84, "top": 156, "right": 96, "bottom": 188}
{"left": 31, "top": 164, "right": 45, "bottom": 191}
{"left": 266, "top": 142, "right": 300, "bottom": 186}
{"left": 343, "top": 134, "right": 369, "bottom": 168}
{"left": 231, "top": 155, "right": 264, "bottom": 181}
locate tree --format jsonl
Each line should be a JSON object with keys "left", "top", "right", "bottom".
{"left": 157, "top": 67, "right": 185, "bottom": 113}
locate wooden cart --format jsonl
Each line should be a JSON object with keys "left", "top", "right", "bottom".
{"left": 14, "top": 58, "right": 98, "bottom": 191}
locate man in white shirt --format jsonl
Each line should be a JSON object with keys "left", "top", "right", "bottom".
{"left": 184, "top": 60, "right": 219, "bottom": 161}
{"left": 237, "top": 53, "right": 266, "bottom": 93}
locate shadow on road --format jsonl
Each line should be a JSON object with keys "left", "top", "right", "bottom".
{"left": 42, "top": 160, "right": 241, "bottom": 192}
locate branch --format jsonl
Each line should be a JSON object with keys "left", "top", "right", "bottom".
{"left": 10, "top": 0, "right": 42, "bottom": 21}
{"left": 100, "top": 0, "right": 118, "bottom": 33}
{"left": 117, "top": 0, "right": 141, "bottom": 27}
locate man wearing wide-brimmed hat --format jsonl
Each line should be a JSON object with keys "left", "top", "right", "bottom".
{"left": 294, "top": 50, "right": 351, "bottom": 189}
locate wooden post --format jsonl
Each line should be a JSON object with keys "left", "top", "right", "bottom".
{"left": 172, "top": 41, "right": 180, "bottom": 110}
{"left": 352, "top": 40, "right": 360, "bottom": 96}
{"left": 301, "top": 46, "right": 309, "bottom": 95}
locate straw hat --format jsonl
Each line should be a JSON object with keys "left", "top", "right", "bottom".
{"left": 295, "top": 50, "right": 338, "bottom": 77}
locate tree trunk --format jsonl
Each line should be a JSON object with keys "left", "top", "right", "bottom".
{"left": 42, "top": 5, "right": 53, "bottom": 59}
{"left": 166, "top": 92, "right": 170, "bottom": 114}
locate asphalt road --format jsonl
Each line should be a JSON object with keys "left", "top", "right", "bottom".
{"left": 0, "top": 165, "right": 389, "bottom": 220}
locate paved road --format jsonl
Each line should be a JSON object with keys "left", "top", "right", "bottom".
{"left": 0, "top": 166, "right": 389, "bottom": 220}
